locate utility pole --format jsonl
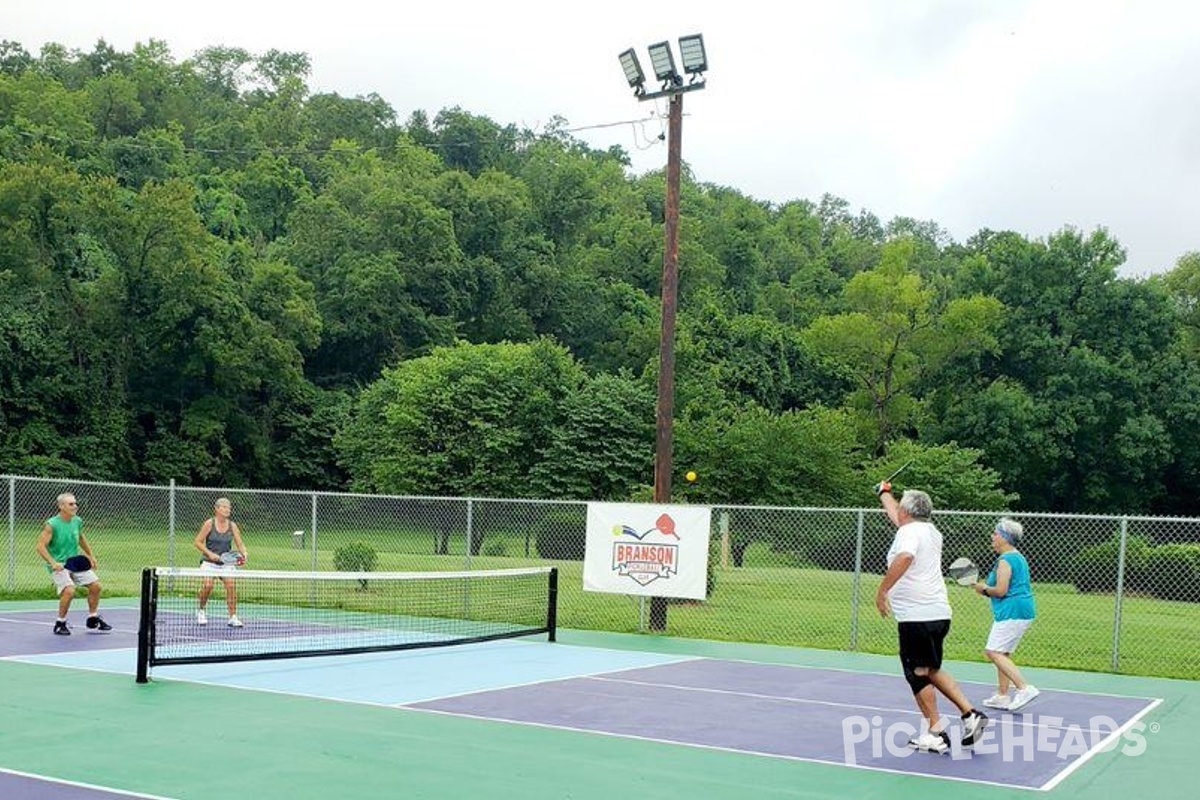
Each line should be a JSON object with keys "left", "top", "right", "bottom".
{"left": 649, "top": 91, "right": 684, "bottom": 631}
{"left": 618, "top": 36, "right": 707, "bottom": 632}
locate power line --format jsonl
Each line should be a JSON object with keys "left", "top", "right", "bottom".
{"left": 9, "top": 113, "right": 665, "bottom": 159}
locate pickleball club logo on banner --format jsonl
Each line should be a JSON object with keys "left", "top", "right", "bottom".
{"left": 584, "top": 502, "right": 711, "bottom": 600}
{"left": 611, "top": 513, "right": 680, "bottom": 587}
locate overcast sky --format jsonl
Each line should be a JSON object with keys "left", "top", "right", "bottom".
{"left": 7, "top": 0, "right": 1198, "bottom": 277}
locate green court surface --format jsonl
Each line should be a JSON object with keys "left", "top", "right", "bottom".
{"left": 0, "top": 623, "right": 1195, "bottom": 800}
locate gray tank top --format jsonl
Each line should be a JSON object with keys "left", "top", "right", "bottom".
{"left": 204, "top": 519, "right": 234, "bottom": 558}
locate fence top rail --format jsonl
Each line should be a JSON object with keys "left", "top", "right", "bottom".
{"left": 714, "top": 502, "right": 1200, "bottom": 525}
{"left": 2, "top": 475, "right": 172, "bottom": 492}
{"left": 7, "top": 475, "right": 1200, "bottom": 525}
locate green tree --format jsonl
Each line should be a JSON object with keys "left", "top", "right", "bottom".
{"left": 804, "top": 239, "right": 1003, "bottom": 454}
{"left": 674, "top": 405, "right": 864, "bottom": 564}
{"left": 958, "top": 228, "right": 1178, "bottom": 510}
{"left": 278, "top": 147, "right": 461, "bottom": 384}
{"left": 528, "top": 372, "right": 655, "bottom": 500}
{"left": 85, "top": 72, "right": 143, "bottom": 138}
{"left": 0, "top": 163, "right": 132, "bottom": 477}
{"left": 337, "top": 340, "right": 585, "bottom": 499}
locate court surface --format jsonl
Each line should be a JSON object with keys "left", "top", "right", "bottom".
{"left": 1, "top": 601, "right": 1194, "bottom": 800}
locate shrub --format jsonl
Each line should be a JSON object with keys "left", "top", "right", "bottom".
{"left": 1073, "top": 535, "right": 1151, "bottom": 594}
{"left": 804, "top": 514, "right": 891, "bottom": 574}
{"left": 1140, "top": 544, "right": 1200, "bottom": 602}
{"left": 482, "top": 538, "right": 507, "bottom": 558}
{"left": 334, "top": 541, "right": 378, "bottom": 589}
{"left": 534, "top": 509, "right": 587, "bottom": 561}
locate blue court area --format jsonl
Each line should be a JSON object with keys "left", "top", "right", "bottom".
{"left": 0, "top": 606, "right": 1163, "bottom": 796}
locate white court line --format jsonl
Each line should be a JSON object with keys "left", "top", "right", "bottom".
{"left": 405, "top": 704, "right": 1047, "bottom": 792}
{"left": 666, "top": 654, "right": 1163, "bottom": 702}
{"left": 392, "top": 651, "right": 703, "bottom": 706}
{"left": 587, "top": 674, "right": 1144, "bottom": 736}
{"left": 3, "top": 639, "right": 701, "bottom": 710}
{"left": 0, "top": 615, "right": 133, "bottom": 630}
{"left": 403, "top": 661, "right": 1163, "bottom": 792}
{"left": 0, "top": 608, "right": 1168, "bottom": 703}
{"left": 0, "top": 766, "right": 181, "bottom": 800}
{"left": 102, "top": 651, "right": 702, "bottom": 710}
{"left": 1039, "top": 697, "right": 1164, "bottom": 792}
{"left": 7, "top": 640, "right": 1164, "bottom": 793}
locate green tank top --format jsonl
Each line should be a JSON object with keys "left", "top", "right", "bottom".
{"left": 45, "top": 515, "right": 83, "bottom": 568}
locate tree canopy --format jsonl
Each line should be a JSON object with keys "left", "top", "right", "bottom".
{"left": 3, "top": 38, "right": 1200, "bottom": 514}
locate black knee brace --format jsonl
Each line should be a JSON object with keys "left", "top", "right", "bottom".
{"left": 904, "top": 665, "right": 931, "bottom": 694}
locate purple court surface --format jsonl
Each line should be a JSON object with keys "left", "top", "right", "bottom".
{"left": 1, "top": 607, "right": 1162, "bottom": 797}
{"left": 406, "top": 658, "right": 1159, "bottom": 791}
{"left": 0, "top": 769, "right": 174, "bottom": 800}
{"left": 0, "top": 607, "right": 141, "bottom": 654}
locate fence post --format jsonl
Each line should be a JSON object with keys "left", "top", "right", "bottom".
{"left": 719, "top": 512, "right": 730, "bottom": 569}
{"left": 850, "top": 509, "right": 866, "bottom": 651}
{"left": 168, "top": 479, "right": 176, "bottom": 570}
{"left": 465, "top": 498, "right": 474, "bottom": 569}
{"left": 1111, "top": 516, "right": 1129, "bottom": 672}
{"left": 310, "top": 493, "right": 318, "bottom": 571}
{"left": 6, "top": 476, "right": 14, "bottom": 592}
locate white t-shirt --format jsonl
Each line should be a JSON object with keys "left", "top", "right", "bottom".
{"left": 886, "top": 520, "right": 952, "bottom": 622}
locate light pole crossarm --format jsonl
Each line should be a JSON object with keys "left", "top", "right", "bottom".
{"left": 636, "top": 81, "right": 706, "bottom": 102}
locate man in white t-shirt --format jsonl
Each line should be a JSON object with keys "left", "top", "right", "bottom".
{"left": 875, "top": 484, "right": 988, "bottom": 753}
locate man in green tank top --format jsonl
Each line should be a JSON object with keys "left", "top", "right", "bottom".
{"left": 35, "top": 492, "right": 112, "bottom": 635}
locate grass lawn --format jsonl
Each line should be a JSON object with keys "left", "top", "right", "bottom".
{"left": 4, "top": 525, "right": 1197, "bottom": 680}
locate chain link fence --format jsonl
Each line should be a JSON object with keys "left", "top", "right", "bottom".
{"left": 4, "top": 475, "right": 1198, "bottom": 679}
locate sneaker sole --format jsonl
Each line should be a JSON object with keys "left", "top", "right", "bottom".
{"left": 1008, "top": 695, "right": 1040, "bottom": 712}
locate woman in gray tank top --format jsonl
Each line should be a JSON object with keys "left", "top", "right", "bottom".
{"left": 192, "top": 497, "right": 248, "bottom": 627}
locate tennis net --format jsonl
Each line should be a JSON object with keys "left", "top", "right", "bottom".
{"left": 136, "top": 566, "right": 558, "bottom": 682}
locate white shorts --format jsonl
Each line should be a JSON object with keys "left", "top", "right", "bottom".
{"left": 986, "top": 619, "right": 1034, "bottom": 653}
{"left": 51, "top": 568, "right": 99, "bottom": 595}
{"left": 199, "top": 561, "right": 238, "bottom": 576}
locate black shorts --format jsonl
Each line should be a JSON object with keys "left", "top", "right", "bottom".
{"left": 898, "top": 619, "right": 951, "bottom": 672}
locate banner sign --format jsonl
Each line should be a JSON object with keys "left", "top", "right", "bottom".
{"left": 583, "top": 502, "right": 711, "bottom": 600}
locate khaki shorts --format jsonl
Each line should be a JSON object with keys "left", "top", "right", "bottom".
{"left": 51, "top": 568, "right": 99, "bottom": 595}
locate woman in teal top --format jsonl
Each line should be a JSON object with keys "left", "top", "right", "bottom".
{"left": 974, "top": 517, "right": 1039, "bottom": 712}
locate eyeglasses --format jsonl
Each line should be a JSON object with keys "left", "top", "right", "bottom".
{"left": 66, "top": 502, "right": 78, "bottom": 506}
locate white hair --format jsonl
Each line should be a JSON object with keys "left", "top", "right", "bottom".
{"left": 996, "top": 517, "right": 1024, "bottom": 545}
{"left": 900, "top": 489, "right": 933, "bottom": 521}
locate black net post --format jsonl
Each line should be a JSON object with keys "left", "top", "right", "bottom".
{"left": 547, "top": 567, "right": 558, "bottom": 642}
{"left": 135, "top": 567, "right": 156, "bottom": 683}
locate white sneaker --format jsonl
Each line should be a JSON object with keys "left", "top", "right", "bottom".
{"left": 983, "top": 693, "right": 1011, "bottom": 709}
{"left": 227, "top": 615, "right": 243, "bottom": 628}
{"left": 196, "top": 610, "right": 207, "bottom": 626}
{"left": 961, "top": 710, "right": 989, "bottom": 746}
{"left": 1009, "top": 685, "right": 1040, "bottom": 712}
{"left": 908, "top": 731, "right": 950, "bottom": 754}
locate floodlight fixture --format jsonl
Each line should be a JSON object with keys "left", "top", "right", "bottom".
{"left": 618, "top": 48, "right": 646, "bottom": 96}
{"left": 678, "top": 34, "right": 707, "bottom": 77}
{"left": 647, "top": 40, "right": 681, "bottom": 88}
